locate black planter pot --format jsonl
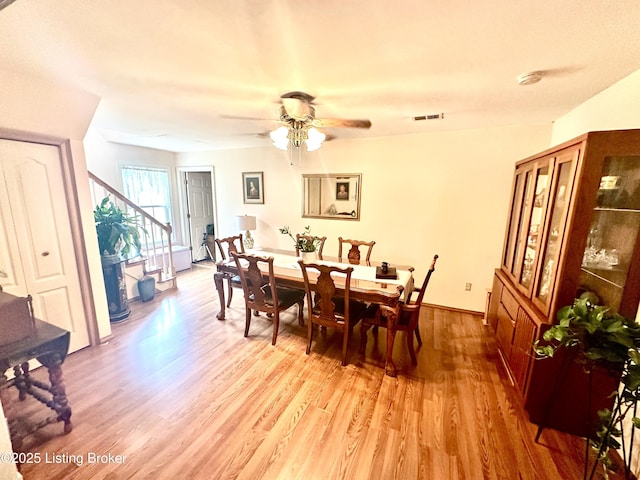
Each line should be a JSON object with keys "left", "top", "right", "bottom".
{"left": 101, "top": 254, "right": 130, "bottom": 323}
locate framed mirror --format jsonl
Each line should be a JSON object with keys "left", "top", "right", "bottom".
{"left": 302, "top": 173, "right": 361, "bottom": 220}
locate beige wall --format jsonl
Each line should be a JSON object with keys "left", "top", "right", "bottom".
{"left": 177, "top": 123, "right": 552, "bottom": 312}
{"left": 552, "top": 69, "right": 640, "bottom": 144}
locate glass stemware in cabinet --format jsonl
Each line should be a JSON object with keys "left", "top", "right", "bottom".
{"left": 579, "top": 155, "right": 640, "bottom": 313}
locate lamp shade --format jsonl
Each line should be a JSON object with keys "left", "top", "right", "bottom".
{"left": 236, "top": 215, "right": 256, "bottom": 231}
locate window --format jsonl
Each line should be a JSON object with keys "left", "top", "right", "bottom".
{"left": 121, "top": 166, "right": 172, "bottom": 227}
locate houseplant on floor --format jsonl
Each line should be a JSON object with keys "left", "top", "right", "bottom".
{"left": 534, "top": 295, "right": 640, "bottom": 479}
{"left": 94, "top": 196, "right": 143, "bottom": 322}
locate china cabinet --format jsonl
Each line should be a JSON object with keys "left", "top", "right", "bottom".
{"left": 488, "top": 129, "right": 640, "bottom": 437}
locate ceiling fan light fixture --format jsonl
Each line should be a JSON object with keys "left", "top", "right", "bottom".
{"left": 306, "top": 127, "right": 326, "bottom": 151}
{"left": 270, "top": 126, "right": 289, "bottom": 149}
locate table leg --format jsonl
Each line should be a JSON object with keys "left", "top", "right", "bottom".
{"left": 48, "top": 364, "right": 72, "bottom": 434}
{"left": 214, "top": 272, "right": 227, "bottom": 320}
{"left": 385, "top": 327, "right": 398, "bottom": 377}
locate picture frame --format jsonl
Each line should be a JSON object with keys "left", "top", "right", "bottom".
{"left": 336, "top": 181, "right": 350, "bottom": 200}
{"left": 242, "top": 172, "right": 264, "bottom": 204}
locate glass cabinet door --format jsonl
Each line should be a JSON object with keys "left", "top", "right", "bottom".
{"left": 579, "top": 155, "right": 640, "bottom": 316}
{"left": 503, "top": 169, "right": 527, "bottom": 275}
{"left": 518, "top": 163, "right": 550, "bottom": 292}
{"left": 533, "top": 150, "right": 578, "bottom": 311}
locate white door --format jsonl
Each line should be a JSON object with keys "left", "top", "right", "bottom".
{"left": 186, "top": 172, "right": 214, "bottom": 261}
{"left": 0, "top": 139, "right": 89, "bottom": 353}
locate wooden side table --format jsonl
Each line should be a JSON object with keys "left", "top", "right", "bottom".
{"left": 0, "top": 319, "right": 71, "bottom": 449}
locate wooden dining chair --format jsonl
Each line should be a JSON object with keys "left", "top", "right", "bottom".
{"left": 298, "top": 260, "right": 368, "bottom": 366}
{"left": 214, "top": 234, "right": 245, "bottom": 307}
{"left": 360, "top": 254, "right": 438, "bottom": 369}
{"left": 295, "top": 234, "right": 327, "bottom": 257}
{"left": 231, "top": 252, "right": 305, "bottom": 345}
{"left": 337, "top": 237, "right": 376, "bottom": 264}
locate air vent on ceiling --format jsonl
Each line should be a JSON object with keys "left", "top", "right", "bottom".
{"left": 412, "top": 113, "right": 444, "bottom": 121}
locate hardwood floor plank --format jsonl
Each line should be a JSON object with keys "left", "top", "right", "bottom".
{"left": 4, "top": 263, "right": 616, "bottom": 479}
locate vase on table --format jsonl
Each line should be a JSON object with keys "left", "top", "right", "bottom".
{"left": 301, "top": 251, "right": 318, "bottom": 263}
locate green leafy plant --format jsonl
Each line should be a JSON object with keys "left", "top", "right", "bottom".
{"left": 279, "top": 225, "right": 321, "bottom": 253}
{"left": 534, "top": 297, "right": 640, "bottom": 479}
{"left": 94, "top": 196, "right": 143, "bottom": 258}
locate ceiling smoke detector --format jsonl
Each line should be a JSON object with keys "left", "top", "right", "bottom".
{"left": 517, "top": 72, "right": 542, "bottom": 86}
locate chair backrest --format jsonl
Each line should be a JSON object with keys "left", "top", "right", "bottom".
{"left": 407, "top": 254, "right": 439, "bottom": 305}
{"left": 337, "top": 237, "right": 376, "bottom": 264}
{"left": 215, "top": 234, "right": 245, "bottom": 261}
{"left": 298, "top": 260, "right": 354, "bottom": 327}
{"left": 231, "top": 252, "right": 278, "bottom": 313}
{"left": 296, "top": 234, "right": 327, "bottom": 257}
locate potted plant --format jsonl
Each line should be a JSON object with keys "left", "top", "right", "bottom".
{"left": 534, "top": 295, "right": 640, "bottom": 479}
{"left": 94, "top": 196, "right": 143, "bottom": 321}
{"left": 279, "top": 225, "right": 322, "bottom": 261}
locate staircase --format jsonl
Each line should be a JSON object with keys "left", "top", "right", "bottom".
{"left": 88, "top": 172, "right": 178, "bottom": 297}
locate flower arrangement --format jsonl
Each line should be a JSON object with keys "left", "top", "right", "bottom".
{"left": 279, "top": 225, "right": 321, "bottom": 253}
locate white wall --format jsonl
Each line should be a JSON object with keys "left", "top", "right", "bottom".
{"left": 83, "top": 130, "right": 183, "bottom": 242}
{"left": 177, "top": 123, "right": 552, "bottom": 312}
{"left": 552, "top": 69, "right": 640, "bottom": 144}
{"left": 0, "top": 70, "right": 111, "bottom": 341}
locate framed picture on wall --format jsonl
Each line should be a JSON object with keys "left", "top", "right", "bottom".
{"left": 336, "top": 181, "right": 349, "bottom": 200}
{"left": 242, "top": 171, "right": 264, "bottom": 204}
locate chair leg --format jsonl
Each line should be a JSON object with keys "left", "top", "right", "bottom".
{"left": 406, "top": 330, "right": 417, "bottom": 365}
{"left": 297, "top": 300, "right": 305, "bottom": 326}
{"left": 244, "top": 307, "right": 251, "bottom": 337}
{"left": 341, "top": 327, "right": 349, "bottom": 366}
{"left": 226, "top": 281, "right": 233, "bottom": 307}
{"left": 271, "top": 311, "right": 279, "bottom": 346}
{"left": 306, "top": 322, "right": 314, "bottom": 355}
{"left": 414, "top": 326, "right": 422, "bottom": 347}
{"left": 360, "top": 323, "right": 372, "bottom": 354}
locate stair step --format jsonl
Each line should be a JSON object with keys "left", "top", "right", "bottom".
{"left": 158, "top": 274, "right": 177, "bottom": 284}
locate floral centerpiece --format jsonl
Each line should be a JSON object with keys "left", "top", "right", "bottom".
{"left": 279, "top": 225, "right": 322, "bottom": 253}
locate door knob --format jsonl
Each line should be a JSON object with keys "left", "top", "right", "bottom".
{"left": 41, "top": 251, "right": 50, "bottom": 257}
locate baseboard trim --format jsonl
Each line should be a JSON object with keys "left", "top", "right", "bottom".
{"left": 423, "top": 303, "right": 484, "bottom": 317}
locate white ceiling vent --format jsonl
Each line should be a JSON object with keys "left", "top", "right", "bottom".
{"left": 412, "top": 113, "right": 444, "bottom": 121}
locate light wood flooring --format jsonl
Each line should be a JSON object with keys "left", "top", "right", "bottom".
{"left": 8, "top": 262, "right": 611, "bottom": 479}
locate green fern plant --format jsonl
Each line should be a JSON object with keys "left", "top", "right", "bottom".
{"left": 94, "top": 196, "right": 143, "bottom": 259}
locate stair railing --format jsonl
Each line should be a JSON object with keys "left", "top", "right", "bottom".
{"left": 88, "top": 172, "right": 176, "bottom": 283}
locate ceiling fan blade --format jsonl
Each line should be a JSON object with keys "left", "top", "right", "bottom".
{"left": 312, "top": 118, "right": 372, "bottom": 129}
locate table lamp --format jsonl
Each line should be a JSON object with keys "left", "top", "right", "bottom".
{"left": 236, "top": 215, "right": 257, "bottom": 250}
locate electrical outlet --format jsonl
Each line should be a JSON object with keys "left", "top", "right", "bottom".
{"left": 465, "top": 283, "right": 472, "bottom": 291}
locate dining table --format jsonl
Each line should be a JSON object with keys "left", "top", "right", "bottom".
{"left": 213, "top": 247, "right": 415, "bottom": 376}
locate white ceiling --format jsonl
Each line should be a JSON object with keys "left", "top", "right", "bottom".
{"left": 2, "top": 1, "right": 640, "bottom": 153}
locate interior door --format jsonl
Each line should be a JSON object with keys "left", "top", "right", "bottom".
{"left": 0, "top": 139, "right": 89, "bottom": 353}
{"left": 185, "top": 171, "right": 214, "bottom": 261}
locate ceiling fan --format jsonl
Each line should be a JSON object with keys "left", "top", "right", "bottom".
{"left": 224, "top": 91, "right": 372, "bottom": 151}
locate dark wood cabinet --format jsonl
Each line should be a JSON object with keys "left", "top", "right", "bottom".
{"left": 488, "top": 129, "right": 640, "bottom": 436}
